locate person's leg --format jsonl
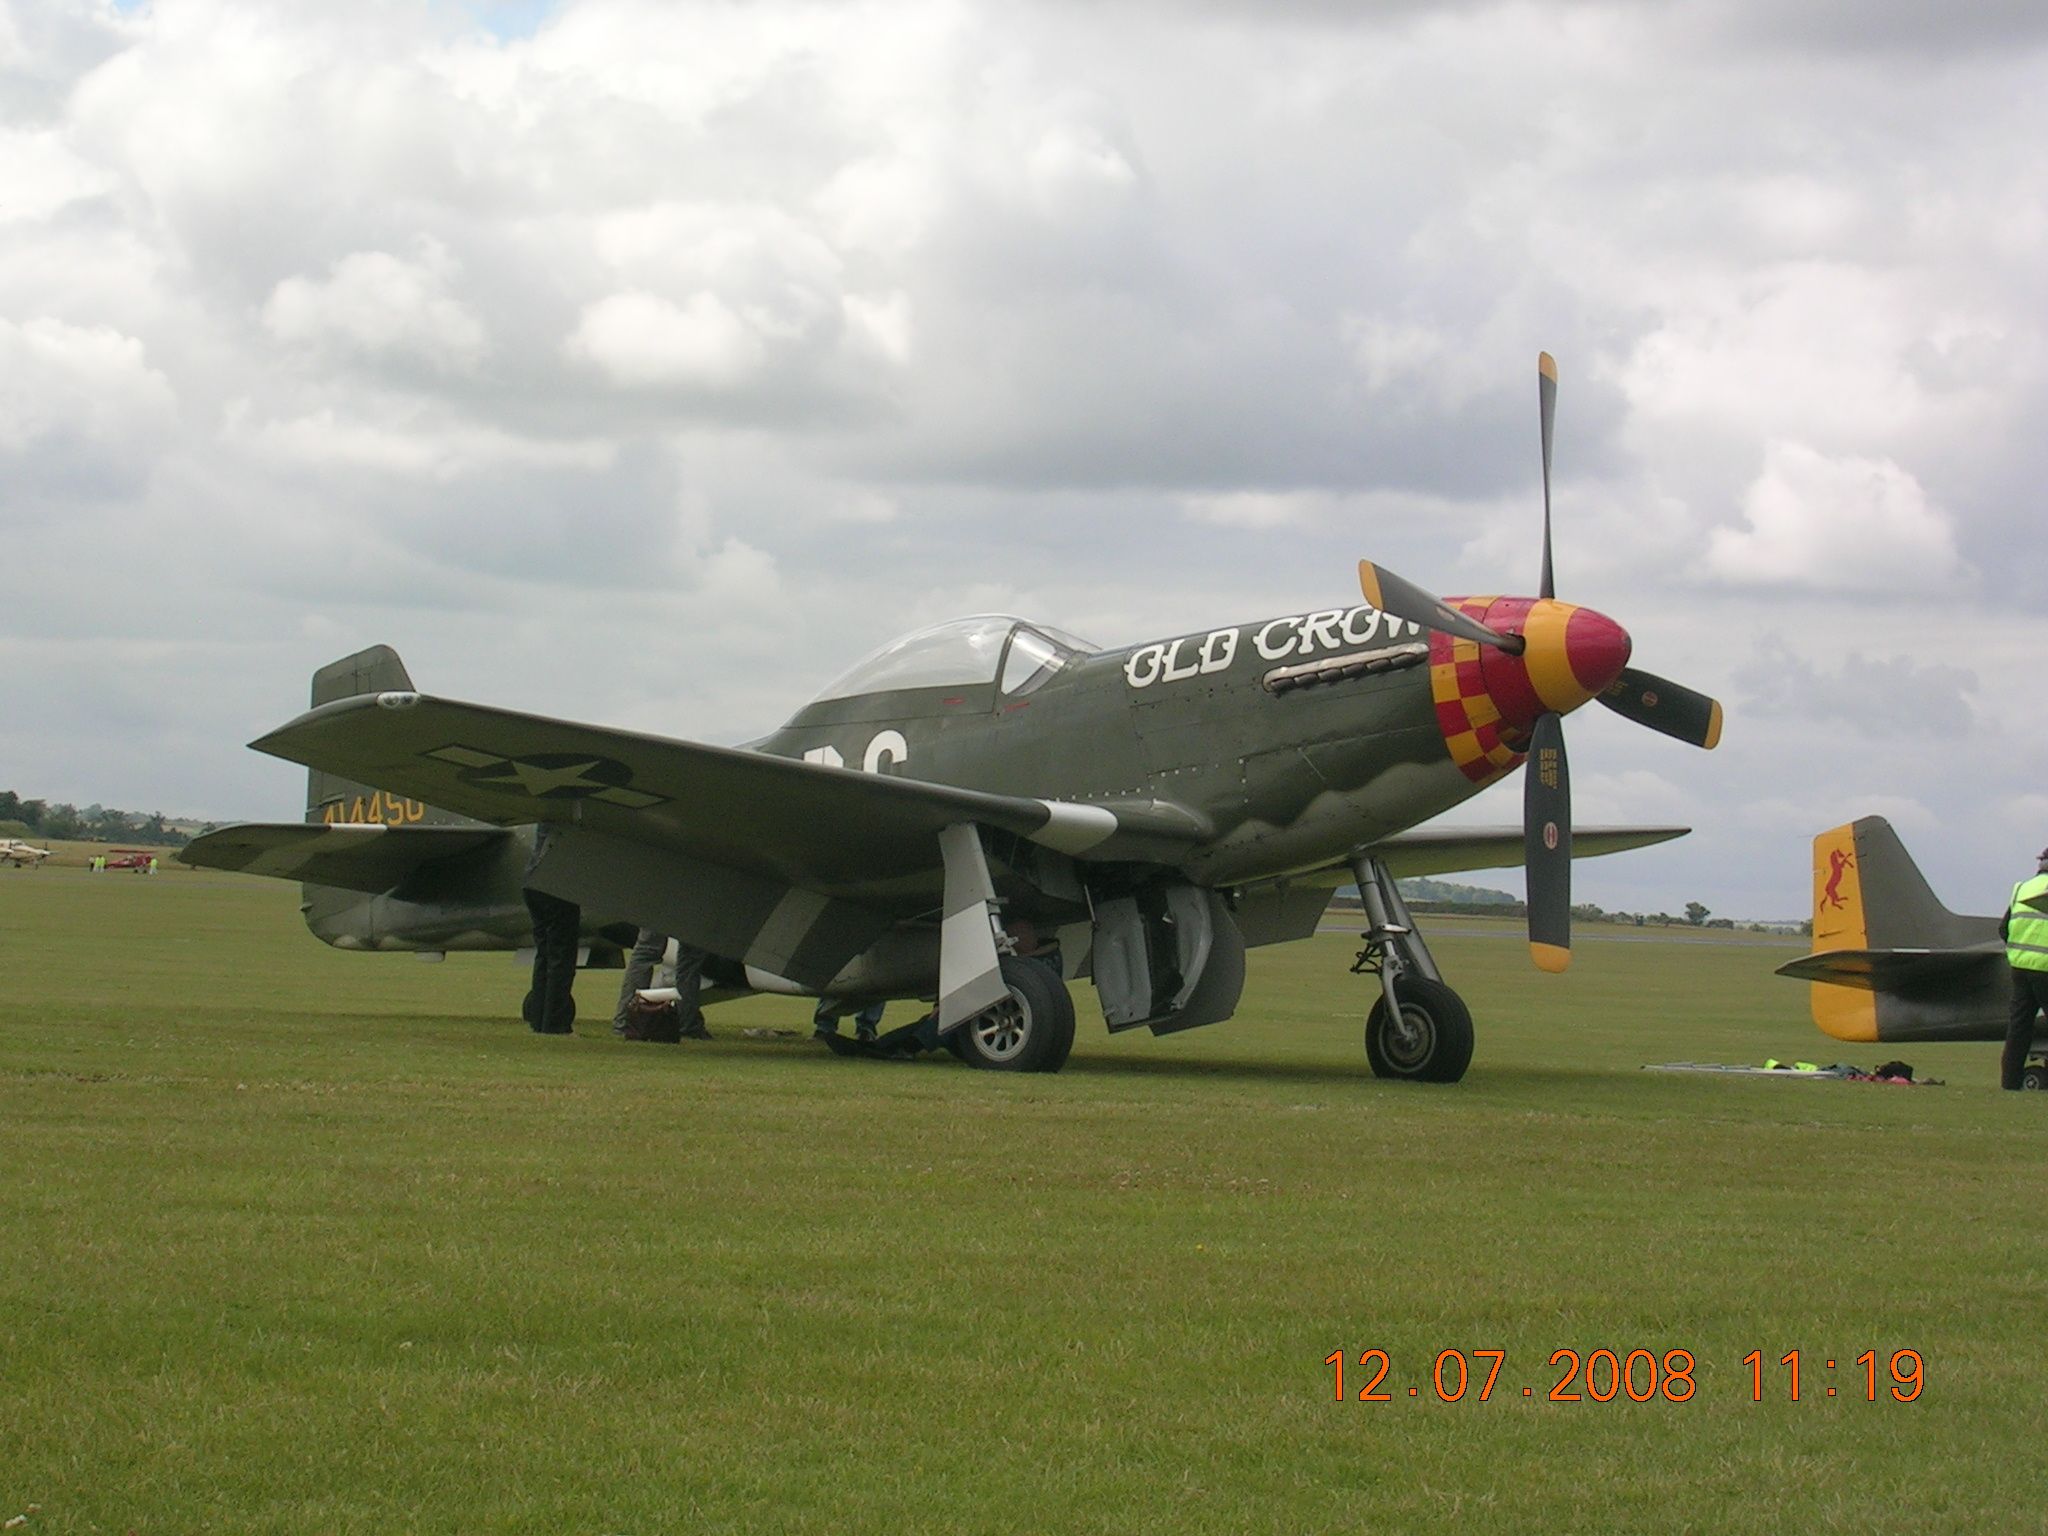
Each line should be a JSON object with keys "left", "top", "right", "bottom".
{"left": 854, "top": 1002, "right": 885, "bottom": 1042}
{"left": 672, "top": 945, "right": 709, "bottom": 1038}
{"left": 537, "top": 894, "right": 582, "bottom": 1033}
{"left": 522, "top": 890, "right": 553, "bottom": 1031}
{"left": 812, "top": 997, "right": 843, "bottom": 1039}
{"left": 2001, "top": 968, "right": 2039, "bottom": 1089}
{"left": 615, "top": 928, "right": 666, "bottom": 1034}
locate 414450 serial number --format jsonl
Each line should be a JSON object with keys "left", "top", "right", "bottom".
{"left": 1325, "top": 1349, "right": 1924, "bottom": 1403}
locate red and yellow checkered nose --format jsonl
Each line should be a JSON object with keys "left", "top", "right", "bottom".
{"left": 1430, "top": 597, "right": 1632, "bottom": 784}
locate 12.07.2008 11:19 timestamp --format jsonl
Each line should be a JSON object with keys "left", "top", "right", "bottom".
{"left": 1324, "top": 1349, "right": 1924, "bottom": 1403}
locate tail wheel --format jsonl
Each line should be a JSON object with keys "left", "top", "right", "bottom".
{"left": 1365, "top": 976, "right": 1474, "bottom": 1083}
{"left": 955, "top": 956, "right": 1076, "bottom": 1073}
{"left": 2022, "top": 1060, "right": 2048, "bottom": 1092}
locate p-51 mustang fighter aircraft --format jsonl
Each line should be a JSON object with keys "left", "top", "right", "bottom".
{"left": 1777, "top": 815, "right": 2048, "bottom": 1087}
{"left": 184, "top": 356, "right": 1721, "bottom": 1078}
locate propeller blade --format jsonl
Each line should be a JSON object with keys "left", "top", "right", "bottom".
{"left": 1525, "top": 711, "right": 1572, "bottom": 972}
{"left": 1597, "top": 666, "right": 1724, "bottom": 750}
{"left": 1538, "top": 352, "right": 1557, "bottom": 600}
{"left": 1358, "top": 560, "right": 1523, "bottom": 653}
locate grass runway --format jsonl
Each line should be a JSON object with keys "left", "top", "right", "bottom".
{"left": 2, "top": 864, "right": 2043, "bottom": 1533}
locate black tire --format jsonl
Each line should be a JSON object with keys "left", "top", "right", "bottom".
{"left": 2022, "top": 1061, "right": 2048, "bottom": 1092}
{"left": 1365, "top": 976, "right": 1474, "bottom": 1083}
{"left": 954, "top": 955, "right": 1077, "bottom": 1073}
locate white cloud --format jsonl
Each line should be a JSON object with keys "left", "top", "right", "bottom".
{"left": 1707, "top": 440, "right": 1965, "bottom": 590}
{"left": 842, "top": 290, "right": 913, "bottom": 366}
{"left": 222, "top": 401, "right": 614, "bottom": 480}
{"left": 263, "top": 241, "right": 487, "bottom": 372}
{"left": 0, "top": 315, "right": 175, "bottom": 483}
{"left": 0, "top": 125, "right": 111, "bottom": 221}
{"left": 1181, "top": 491, "right": 1326, "bottom": 529}
{"left": 565, "top": 290, "right": 768, "bottom": 389}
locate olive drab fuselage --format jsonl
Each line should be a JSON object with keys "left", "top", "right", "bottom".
{"left": 754, "top": 602, "right": 1484, "bottom": 891}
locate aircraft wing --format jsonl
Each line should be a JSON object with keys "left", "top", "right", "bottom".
{"left": 1357, "top": 824, "right": 1688, "bottom": 879}
{"left": 179, "top": 822, "right": 510, "bottom": 895}
{"left": 250, "top": 692, "right": 1209, "bottom": 906}
{"left": 1227, "top": 825, "right": 1689, "bottom": 948}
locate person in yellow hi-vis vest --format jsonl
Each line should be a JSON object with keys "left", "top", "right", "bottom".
{"left": 2000, "top": 847, "right": 2048, "bottom": 1090}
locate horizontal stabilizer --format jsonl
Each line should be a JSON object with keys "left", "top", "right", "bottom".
{"left": 1774, "top": 945, "right": 2002, "bottom": 991}
{"left": 179, "top": 822, "right": 509, "bottom": 895}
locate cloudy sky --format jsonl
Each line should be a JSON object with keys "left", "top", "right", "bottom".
{"left": 6, "top": 0, "right": 2046, "bottom": 919}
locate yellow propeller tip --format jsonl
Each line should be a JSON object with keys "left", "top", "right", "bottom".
{"left": 1702, "top": 701, "right": 1724, "bottom": 751}
{"left": 1531, "top": 942, "right": 1571, "bottom": 973}
{"left": 1538, "top": 352, "right": 1557, "bottom": 381}
{"left": 1357, "top": 560, "right": 1384, "bottom": 610}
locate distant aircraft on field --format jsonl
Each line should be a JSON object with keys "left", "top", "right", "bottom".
{"left": 1, "top": 838, "right": 51, "bottom": 867}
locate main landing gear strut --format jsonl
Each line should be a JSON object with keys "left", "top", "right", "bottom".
{"left": 1349, "top": 855, "right": 1475, "bottom": 1083}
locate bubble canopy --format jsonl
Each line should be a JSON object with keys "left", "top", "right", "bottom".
{"left": 814, "top": 615, "right": 1099, "bottom": 703}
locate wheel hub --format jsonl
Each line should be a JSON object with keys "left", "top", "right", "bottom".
{"left": 973, "top": 996, "right": 1030, "bottom": 1060}
{"left": 1383, "top": 1004, "right": 1436, "bottom": 1070}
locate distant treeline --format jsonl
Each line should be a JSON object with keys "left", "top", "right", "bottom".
{"left": 0, "top": 790, "right": 197, "bottom": 847}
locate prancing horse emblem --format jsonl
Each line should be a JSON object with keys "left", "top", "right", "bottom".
{"left": 1821, "top": 847, "right": 1854, "bottom": 911}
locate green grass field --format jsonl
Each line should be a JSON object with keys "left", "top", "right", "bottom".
{"left": 3, "top": 867, "right": 2042, "bottom": 1534}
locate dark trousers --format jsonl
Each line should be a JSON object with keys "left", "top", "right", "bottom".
{"left": 2002, "top": 967, "right": 2048, "bottom": 1089}
{"left": 523, "top": 887, "right": 583, "bottom": 1033}
{"left": 672, "top": 945, "right": 708, "bottom": 1034}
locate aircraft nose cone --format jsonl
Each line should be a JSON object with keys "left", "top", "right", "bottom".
{"left": 1550, "top": 604, "right": 1631, "bottom": 707}
{"left": 1470, "top": 598, "right": 1631, "bottom": 732}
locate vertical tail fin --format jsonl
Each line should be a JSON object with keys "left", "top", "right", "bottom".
{"left": 1828, "top": 816, "right": 1977, "bottom": 950}
{"left": 305, "top": 646, "right": 469, "bottom": 828}
{"left": 1806, "top": 816, "right": 1985, "bottom": 1041}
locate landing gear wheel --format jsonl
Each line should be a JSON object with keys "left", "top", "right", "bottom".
{"left": 2022, "top": 1060, "right": 2048, "bottom": 1092}
{"left": 954, "top": 956, "right": 1077, "bottom": 1073}
{"left": 1365, "top": 976, "right": 1474, "bottom": 1083}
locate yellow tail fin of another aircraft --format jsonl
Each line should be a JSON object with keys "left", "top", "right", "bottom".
{"left": 1808, "top": 822, "right": 1879, "bottom": 1042}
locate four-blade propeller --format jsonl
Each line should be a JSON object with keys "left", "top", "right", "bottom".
{"left": 1357, "top": 353, "right": 1722, "bottom": 971}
